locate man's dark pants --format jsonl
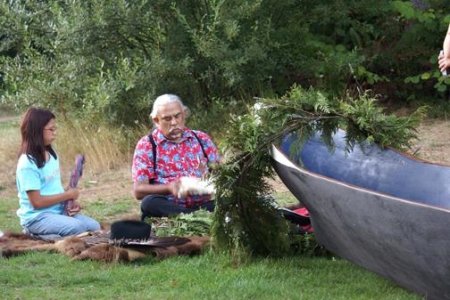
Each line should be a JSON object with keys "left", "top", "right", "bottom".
{"left": 140, "top": 195, "right": 215, "bottom": 220}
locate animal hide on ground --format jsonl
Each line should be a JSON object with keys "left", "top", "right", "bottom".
{"left": 0, "top": 231, "right": 210, "bottom": 263}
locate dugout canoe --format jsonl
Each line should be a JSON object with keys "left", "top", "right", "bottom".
{"left": 271, "top": 129, "right": 450, "bottom": 300}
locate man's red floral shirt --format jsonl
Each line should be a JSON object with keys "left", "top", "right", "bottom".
{"left": 132, "top": 128, "right": 219, "bottom": 207}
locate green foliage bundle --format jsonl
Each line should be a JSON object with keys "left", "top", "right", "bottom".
{"left": 212, "top": 85, "right": 425, "bottom": 258}
{"left": 151, "top": 210, "right": 213, "bottom": 237}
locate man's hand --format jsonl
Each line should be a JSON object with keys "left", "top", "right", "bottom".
{"left": 133, "top": 180, "right": 181, "bottom": 200}
{"left": 169, "top": 179, "right": 183, "bottom": 197}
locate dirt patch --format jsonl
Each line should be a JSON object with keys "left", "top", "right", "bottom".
{"left": 410, "top": 120, "right": 450, "bottom": 165}
{"left": 78, "top": 168, "right": 133, "bottom": 202}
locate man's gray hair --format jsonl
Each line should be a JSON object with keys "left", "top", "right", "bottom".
{"left": 150, "top": 94, "right": 188, "bottom": 119}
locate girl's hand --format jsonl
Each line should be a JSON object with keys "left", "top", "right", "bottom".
{"left": 65, "top": 187, "right": 80, "bottom": 201}
{"left": 68, "top": 201, "right": 81, "bottom": 216}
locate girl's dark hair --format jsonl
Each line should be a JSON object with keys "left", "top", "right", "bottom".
{"left": 19, "top": 107, "right": 57, "bottom": 168}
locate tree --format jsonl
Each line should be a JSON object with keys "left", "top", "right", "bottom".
{"left": 0, "top": 0, "right": 447, "bottom": 126}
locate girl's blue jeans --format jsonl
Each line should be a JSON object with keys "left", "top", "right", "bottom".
{"left": 24, "top": 212, "right": 100, "bottom": 239}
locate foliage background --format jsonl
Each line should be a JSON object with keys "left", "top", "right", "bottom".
{"left": 1, "top": 0, "right": 449, "bottom": 131}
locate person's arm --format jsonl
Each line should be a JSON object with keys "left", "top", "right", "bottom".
{"left": 195, "top": 131, "right": 221, "bottom": 165}
{"left": 131, "top": 137, "right": 181, "bottom": 200}
{"left": 27, "top": 188, "right": 79, "bottom": 209}
{"left": 133, "top": 180, "right": 179, "bottom": 200}
{"left": 17, "top": 156, "right": 79, "bottom": 209}
{"left": 439, "top": 24, "right": 450, "bottom": 73}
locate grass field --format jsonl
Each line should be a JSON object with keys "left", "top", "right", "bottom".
{"left": 0, "top": 116, "right": 421, "bottom": 299}
{"left": 0, "top": 242, "right": 419, "bottom": 300}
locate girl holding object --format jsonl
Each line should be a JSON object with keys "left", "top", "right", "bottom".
{"left": 16, "top": 107, "right": 100, "bottom": 238}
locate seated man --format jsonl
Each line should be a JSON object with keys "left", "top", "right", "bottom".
{"left": 132, "top": 94, "right": 220, "bottom": 219}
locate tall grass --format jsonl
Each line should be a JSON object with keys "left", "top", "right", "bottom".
{"left": 0, "top": 116, "right": 142, "bottom": 180}
{"left": 0, "top": 104, "right": 16, "bottom": 118}
{"left": 56, "top": 120, "right": 144, "bottom": 173}
{"left": 0, "top": 99, "right": 231, "bottom": 178}
{"left": 0, "top": 118, "right": 20, "bottom": 194}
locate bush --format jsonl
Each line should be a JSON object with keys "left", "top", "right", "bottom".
{"left": 0, "top": 0, "right": 449, "bottom": 126}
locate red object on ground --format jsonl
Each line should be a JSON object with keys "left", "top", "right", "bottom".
{"left": 293, "top": 207, "right": 314, "bottom": 233}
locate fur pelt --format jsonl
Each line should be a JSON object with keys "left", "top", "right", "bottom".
{"left": 0, "top": 231, "right": 210, "bottom": 263}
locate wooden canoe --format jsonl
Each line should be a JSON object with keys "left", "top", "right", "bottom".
{"left": 271, "top": 130, "right": 450, "bottom": 299}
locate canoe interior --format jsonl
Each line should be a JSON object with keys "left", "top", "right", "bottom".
{"left": 280, "top": 130, "right": 450, "bottom": 210}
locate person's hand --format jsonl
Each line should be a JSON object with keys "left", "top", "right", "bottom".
{"left": 438, "top": 51, "right": 450, "bottom": 74}
{"left": 68, "top": 201, "right": 81, "bottom": 216}
{"left": 65, "top": 187, "right": 80, "bottom": 201}
{"left": 168, "top": 180, "right": 183, "bottom": 197}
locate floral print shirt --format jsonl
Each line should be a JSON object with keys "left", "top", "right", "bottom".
{"left": 132, "top": 128, "right": 220, "bottom": 207}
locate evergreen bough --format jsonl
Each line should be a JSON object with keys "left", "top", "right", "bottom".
{"left": 212, "top": 85, "right": 425, "bottom": 259}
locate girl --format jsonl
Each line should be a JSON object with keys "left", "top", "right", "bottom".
{"left": 16, "top": 107, "right": 100, "bottom": 238}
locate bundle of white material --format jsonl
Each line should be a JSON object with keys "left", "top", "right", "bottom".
{"left": 177, "top": 176, "right": 216, "bottom": 199}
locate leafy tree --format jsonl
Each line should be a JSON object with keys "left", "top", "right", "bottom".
{"left": 0, "top": 0, "right": 448, "bottom": 126}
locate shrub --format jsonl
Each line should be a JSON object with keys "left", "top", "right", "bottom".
{"left": 0, "top": 0, "right": 449, "bottom": 127}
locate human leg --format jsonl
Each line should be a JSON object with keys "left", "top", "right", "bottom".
{"left": 141, "top": 195, "right": 195, "bottom": 218}
{"left": 25, "top": 212, "right": 96, "bottom": 237}
{"left": 72, "top": 214, "right": 101, "bottom": 231}
{"left": 198, "top": 201, "right": 215, "bottom": 212}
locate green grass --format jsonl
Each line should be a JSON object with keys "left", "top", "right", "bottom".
{"left": 0, "top": 196, "right": 22, "bottom": 232}
{"left": 83, "top": 197, "right": 137, "bottom": 221}
{"left": 1, "top": 251, "right": 419, "bottom": 300}
{"left": 273, "top": 190, "right": 299, "bottom": 207}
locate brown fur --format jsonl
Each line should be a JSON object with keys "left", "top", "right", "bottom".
{"left": 0, "top": 231, "right": 210, "bottom": 263}
{"left": 0, "top": 232, "right": 52, "bottom": 258}
{"left": 73, "top": 244, "right": 135, "bottom": 263}
{"left": 150, "top": 236, "right": 210, "bottom": 259}
{"left": 52, "top": 237, "right": 89, "bottom": 256}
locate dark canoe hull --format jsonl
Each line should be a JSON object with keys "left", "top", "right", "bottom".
{"left": 271, "top": 132, "right": 450, "bottom": 299}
